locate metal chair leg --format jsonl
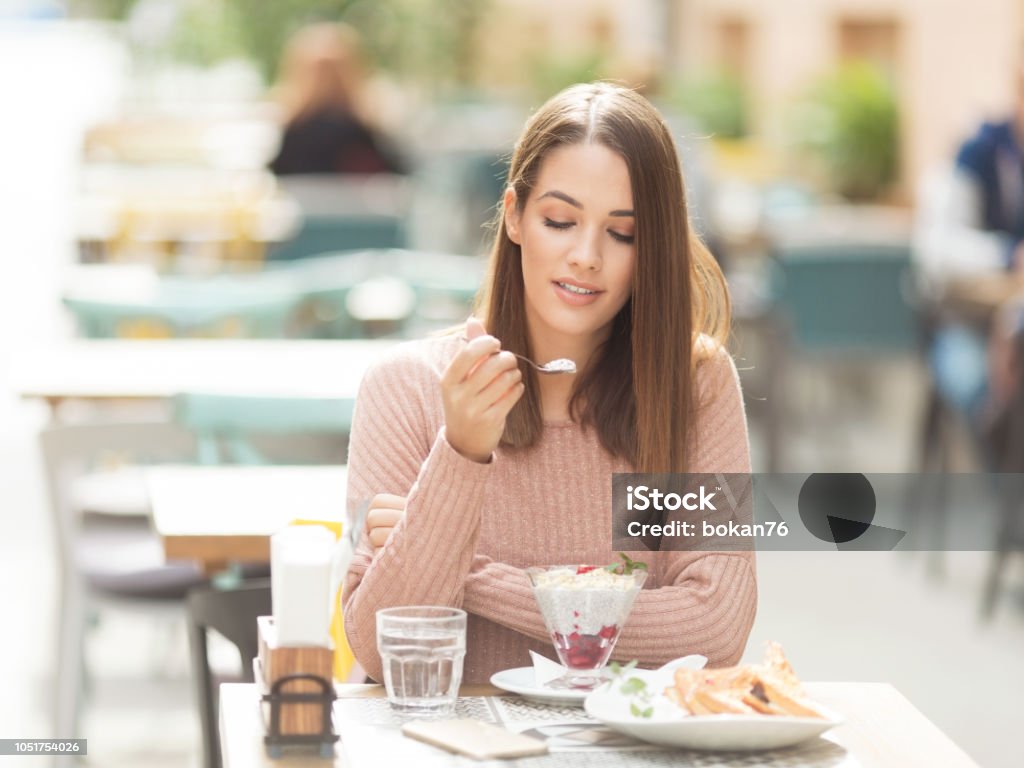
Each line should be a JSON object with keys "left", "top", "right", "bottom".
{"left": 54, "top": 573, "right": 85, "bottom": 741}
{"left": 187, "top": 602, "right": 219, "bottom": 768}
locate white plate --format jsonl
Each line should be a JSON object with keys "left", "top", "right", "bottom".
{"left": 583, "top": 669, "right": 843, "bottom": 751}
{"left": 489, "top": 667, "right": 594, "bottom": 706}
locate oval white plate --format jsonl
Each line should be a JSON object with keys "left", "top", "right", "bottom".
{"left": 489, "top": 667, "right": 592, "bottom": 706}
{"left": 584, "top": 670, "right": 843, "bottom": 751}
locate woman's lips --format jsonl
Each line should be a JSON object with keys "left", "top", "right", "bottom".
{"left": 552, "top": 280, "right": 603, "bottom": 307}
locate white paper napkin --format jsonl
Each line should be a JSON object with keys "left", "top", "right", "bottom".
{"left": 271, "top": 525, "right": 335, "bottom": 646}
{"left": 529, "top": 651, "right": 569, "bottom": 686}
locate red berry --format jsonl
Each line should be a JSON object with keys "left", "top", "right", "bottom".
{"left": 576, "top": 565, "right": 598, "bottom": 574}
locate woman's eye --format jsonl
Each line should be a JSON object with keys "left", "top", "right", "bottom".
{"left": 609, "top": 230, "right": 635, "bottom": 244}
{"left": 543, "top": 218, "right": 573, "bottom": 230}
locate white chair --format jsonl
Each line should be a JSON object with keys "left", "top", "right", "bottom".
{"left": 40, "top": 421, "right": 205, "bottom": 748}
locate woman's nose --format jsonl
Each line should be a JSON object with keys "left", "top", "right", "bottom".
{"left": 568, "top": 230, "right": 602, "bottom": 271}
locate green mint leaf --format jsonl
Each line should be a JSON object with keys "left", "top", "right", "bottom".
{"left": 608, "top": 662, "right": 622, "bottom": 676}
{"left": 616, "top": 552, "right": 649, "bottom": 576}
{"left": 630, "top": 702, "right": 644, "bottom": 717}
{"left": 640, "top": 706, "right": 654, "bottom": 718}
{"left": 620, "top": 677, "right": 647, "bottom": 695}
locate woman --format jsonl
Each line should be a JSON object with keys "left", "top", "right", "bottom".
{"left": 342, "top": 83, "right": 756, "bottom": 684}
{"left": 269, "top": 23, "right": 403, "bottom": 176}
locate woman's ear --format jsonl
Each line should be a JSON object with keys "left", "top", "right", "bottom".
{"left": 503, "top": 187, "right": 522, "bottom": 245}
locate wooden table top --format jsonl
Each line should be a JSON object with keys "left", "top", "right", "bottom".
{"left": 149, "top": 465, "right": 347, "bottom": 570}
{"left": 944, "top": 274, "right": 1024, "bottom": 323}
{"left": 219, "top": 681, "right": 978, "bottom": 768}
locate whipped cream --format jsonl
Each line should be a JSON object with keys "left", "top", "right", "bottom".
{"left": 531, "top": 567, "right": 644, "bottom": 638}
{"left": 531, "top": 567, "right": 637, "bottom": 591}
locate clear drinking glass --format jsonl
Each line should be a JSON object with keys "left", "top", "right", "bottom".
{"left": 376, "top": 606, "right": 466, "bottom": 715}
{"left": 528, "top": 566, "right": 646, "bottom": 690}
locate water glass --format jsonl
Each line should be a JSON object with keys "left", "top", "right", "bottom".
{"left": 376, "top": 606, "right": 466, "bottom": 715}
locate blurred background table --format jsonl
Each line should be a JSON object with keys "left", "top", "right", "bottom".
{"left": 149, "top": 465, "right": 347, "bottom": 574}
{"left": 76, "top": 165, "right": 301, "bottom": 267}
{"left": 13, "top": 338, "right": 396, "bottom": 418}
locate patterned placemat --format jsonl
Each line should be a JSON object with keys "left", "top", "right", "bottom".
{"left": 335, "top": 696, "right": 497, "bottom": 727}
{"left": 333, "top": 696, "right": 859, "bottom": 767}
{"left": 491, "top": 697, "right": 594, "bottom": 723}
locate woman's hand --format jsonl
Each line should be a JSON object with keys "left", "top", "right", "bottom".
{"left": 366, "top": 493, "right": 406, "bottom": 557}
{"left": 441, "top": 317, "right": 525, "bottom": 462}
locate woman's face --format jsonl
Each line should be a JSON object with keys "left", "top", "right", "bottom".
{"left": 505, "top": 142, "right": 637, "bottom": 351}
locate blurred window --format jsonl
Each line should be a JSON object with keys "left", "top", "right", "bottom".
{"left": 716, "top": 17, "right": 751, "bottom": 79}
{"left": 838, "top": 18, "right": 901, "bottom": 81}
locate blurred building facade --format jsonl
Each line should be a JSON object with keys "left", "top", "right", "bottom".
{"left": 675, "top": 0, "right": 1024, "bottom": 195}
{"left": 486, "top": 0, "right": 1024, "bottom": 199}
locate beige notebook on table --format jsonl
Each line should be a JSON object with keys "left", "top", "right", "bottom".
{"left": 401, "top": 719, "right": 549, "bottom": 760}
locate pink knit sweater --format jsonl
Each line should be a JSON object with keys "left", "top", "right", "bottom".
{"left": 342, "top": 334, "right": 756, "bottom": 684}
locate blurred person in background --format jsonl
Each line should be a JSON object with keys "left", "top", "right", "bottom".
{"left": 269, "top": 22, "right": 405, "bottom": 176}
{"left": 915, "top": 55, "right": 1024, "bottom": 466}
{"left": 342, "top": 83, "right": 755, "bottom": 684}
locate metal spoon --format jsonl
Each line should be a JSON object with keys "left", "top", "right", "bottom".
{"left": 459, "top": 337, "right": 576, "bottom": 375}
{"left": 522, "top": 355, "right": 576, "bottom": 375}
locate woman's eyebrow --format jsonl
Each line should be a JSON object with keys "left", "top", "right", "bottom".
{"left": 537, "top": 190, "right": 634, "bottom": 217}
{"left": 538, "top": 190, "right": 582, "bottom": 208}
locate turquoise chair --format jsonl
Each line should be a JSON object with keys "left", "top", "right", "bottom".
{"left": 269, "top": 248, "right": 484, "bottom": 338}
{"left": 268, "top": 250, "right": 377, "bottom": 338}
{"left": 267, "top": 215, "right": 406, "bottom": 262}
{"left": 270, "top": 174, "right": 410, "bottom": 262}
{"left": 172, "top": 393, "right": 355, "bottom": 465}
{"left": 764, "top": 241, "right": 917, "bottom": 470}
{"left": 395, "top": 249, "right": 484, "bottom": 334}
{"left": 63, "top": 271, "right": 304, "bottom": 339}
{"left": 771, "top": 242, "right": 916, "bottom": 354}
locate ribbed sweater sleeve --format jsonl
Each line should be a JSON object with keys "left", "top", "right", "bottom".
{"left": 461, "top": 345, "right": 757, "bottom": 667}
{"left": 341, "top": 346, "right": 493, "bottom": 682}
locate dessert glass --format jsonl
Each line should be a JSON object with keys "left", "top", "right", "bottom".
{"left": 527, "top": 565, "right": 646, "bottom": 690}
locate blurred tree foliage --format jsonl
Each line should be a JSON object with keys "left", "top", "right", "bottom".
{"left": 527, "top": 49, "right": 610, "bottom": 100}
{"left": 75, "top": 0, "right": 137, "bottom": 17}
{"left": 671, "top": 72, "right": 748, "bottom": 140}
{"left": 798, "top": 63, "right": 899, "bottom": 201}
{"left": 169, "top": 0, "right": 246, "bottom": 66}
{"left": 82, "top": 0, "right": 491, "bottom": 88}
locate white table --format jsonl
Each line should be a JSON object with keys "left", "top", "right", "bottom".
{"left": 13, "top": 339, "right": 396, "bottom": 416}
{"left": 218, "top": 681, "right": 979, "bottom": 768}
{"left": 148, "top": 465, "right": 347, "bottom": 572}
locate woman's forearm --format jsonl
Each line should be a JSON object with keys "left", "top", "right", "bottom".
{"left": 461, "top": 552, "right": 757, "bottom": 668}
{"left": 343, "top": 430, "right": 492, "bottom": 681}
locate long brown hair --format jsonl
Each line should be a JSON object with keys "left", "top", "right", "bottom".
{"left": 474, "top": 82, "right": 731, "bottom": 472}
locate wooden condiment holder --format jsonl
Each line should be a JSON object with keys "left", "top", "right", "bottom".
{"left": 256, "top": 616, "right": 335, "bottom": 738}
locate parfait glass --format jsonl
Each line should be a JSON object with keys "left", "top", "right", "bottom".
{"left": 527, "top": 565, "right": 646, "bottom": 690}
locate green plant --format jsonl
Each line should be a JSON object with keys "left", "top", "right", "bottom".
{"left": 798, "top": 63, "right": 900, "bottom": 201}
{"left": 71, "top": 0, "right": 136, "bottom": 18}
{"left": 83, "top": 0, "right": 491, "bottom": 89}
{"left": 673, "top": 72, "right": 748, "bottom": 140}
{"left": 527, "top": 48, "right": 610, "bottom": 101}
{"left": 169, "top": 0, "right": 247, "bottom": 67}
